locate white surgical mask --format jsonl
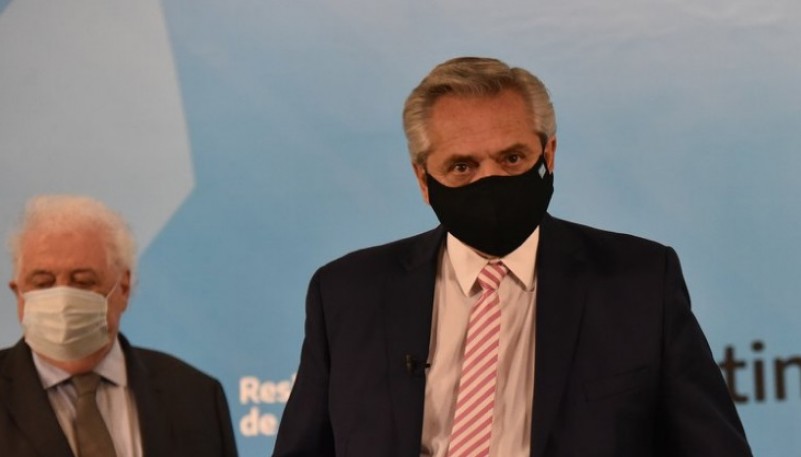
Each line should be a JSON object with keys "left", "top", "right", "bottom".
{"left": 21, "top": 283, "right": 118, "bottom": 361}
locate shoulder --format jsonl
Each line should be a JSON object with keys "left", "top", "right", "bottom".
{"left": 0, "top": 347, "right": 10, "bottom": 372}
{"left": 132, "top": 347, "right": 212, "bottom": 376}
{"left": 314, "top": 226, "right": 444, "bottom": 280}
{"left": 544, "top": 216, "right": 678, "bottom": 272}
{"left": 0, "top": 340, "right": 31, "bottom": 376}
{"left": 551, "top": 216, "right": 668, "bottom": 250}
{"left": 124, "top": 340, "right": 222, "bottom": 390}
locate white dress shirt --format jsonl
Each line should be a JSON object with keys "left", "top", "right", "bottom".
{"left": 421, "top": 229, "right": 539, "bottom": 457}
{"left": 32, "top": 337, "right": 143, "bottom": 457}
{"left": 421, "top": 228, "right": 539, "bottom": 457}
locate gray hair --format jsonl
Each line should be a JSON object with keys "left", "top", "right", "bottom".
{"left": 402, "top": 56, "right": 556, "bottom": 165}
{"left": 7, "top": 195, "right": 137, "bottom": 280}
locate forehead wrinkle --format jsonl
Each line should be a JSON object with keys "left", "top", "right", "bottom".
{"left": 497, "top": 142, "right": 536, "bottom": 155}
{"left": 18, "top": 230, "right": 111, "bottom": 274}
{"left": 429, "top": 101, "right": 536, "bottom": 151}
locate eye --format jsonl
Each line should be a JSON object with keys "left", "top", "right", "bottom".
{"left": 71, "top": 272, "right": 99, "bottom": 289}
{"left": 452, "top": 162, "right": 471, "bottom": 174}
{"left": 72, "top": 278, "right": 98, "bottom": 290}
{"left": 28, "top": 273, "right": 55, "bottom": 289}
{"left": 505, "top": 153, "right": 523, "bottom": 164}
{"left": 31, "top": 281, "right": 54, "bottom": 290}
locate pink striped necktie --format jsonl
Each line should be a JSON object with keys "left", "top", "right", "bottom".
{"left": 447, "top": 261, "right": 509, "bottom": 457}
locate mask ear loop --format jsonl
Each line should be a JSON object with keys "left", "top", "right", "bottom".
{"left": 105, "top": 276, "right": 122, "bottom": 299}
{"left": 536, "top": 131, "right": 554, "bottom": 175}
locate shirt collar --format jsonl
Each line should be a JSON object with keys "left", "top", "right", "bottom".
{"left": 446, "top": 227, "right": 540, "bottom": 296}
{"left": 95, "top": 337, "right": 128, "bottom": 387}
{"left": 32, "top": 337, "right": 128, "bottom": 389}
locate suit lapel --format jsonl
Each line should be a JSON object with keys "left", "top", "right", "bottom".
{"left": 0, "top": 340, "right": 74, "bottom": 457}
{"left": 121, "top": 335, "right": 171, "bottom": 456}
{"left": 530, "top": 215, "right": 589, "bottom": 457}
{"left": 384, "top": 227, "right": 445, "bottom": 457}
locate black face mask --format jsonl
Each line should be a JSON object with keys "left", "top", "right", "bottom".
{"left": 426, "top": 157, "right": 554, "bottom": 257}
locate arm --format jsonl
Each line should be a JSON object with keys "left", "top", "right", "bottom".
{"left": 214, "top": 380, "right": 239, "bottom": 457}
{"left": 272, "top": 269, "right": 335, "bottom": 457}
{"left": 657, "top": 247, "right": 752, "bottom": 456}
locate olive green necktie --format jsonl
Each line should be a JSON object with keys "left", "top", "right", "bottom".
{"left": 72, "top": 372, "right": 117, "bottom": 457}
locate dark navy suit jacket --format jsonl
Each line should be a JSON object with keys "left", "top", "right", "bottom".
{"left": 0, "top": 334, "right": 238, "bottom": 457}
{"left": 273, "top": 214, "right": 751, "bottom": 456}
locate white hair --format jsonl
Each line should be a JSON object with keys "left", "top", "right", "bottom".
{"left": 7, "top": 195, "right": 137, "bottom": 280}
{"left": 403, "top": 56, "right": 556, "bottom": 165}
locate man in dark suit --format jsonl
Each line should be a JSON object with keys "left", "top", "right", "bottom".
{"left": 273, "top": 57, "right": 752, "bottom": 456}
{"left": 0, "top": 194, "right": 238, "bottom": 457}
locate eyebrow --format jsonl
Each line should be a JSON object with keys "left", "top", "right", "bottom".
{"left": 25, "top": 268, "right": 99, "bottom": 279}
{"left": 494, "top": 143, "right": 536, "bottom": 157}
{"left": 445, "top": 143, "right": 533, "bottom": 161}
{"left": 70, "top": 269, "right": 100, "bottom": 278}
{"left": 27, "top": 270, "right": 55, "bottom": 278}
{"left": 442, "top": 153, "right": 478, "bottom": 167}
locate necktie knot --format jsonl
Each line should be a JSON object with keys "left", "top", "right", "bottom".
{"left": 477, "top": 261, "right": 508, "bottom": 292}
{"left": 72, "top": 372, "right": 102, "bottom": 396}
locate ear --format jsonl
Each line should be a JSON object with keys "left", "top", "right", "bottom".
{"left": 118, "top": 270, "right": 132, "bottom": 311}
{"left": 413, "top": 162, "right": 430, "bottom": 204}
{"left": 544, "top": 135, "right": 557, "bottom": 172}
{"left": 9, "top": 280, "right": 24, "bottom": 321}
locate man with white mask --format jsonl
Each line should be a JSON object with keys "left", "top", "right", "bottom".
{"left": 0, "top": 195, "right": 238, "bottom": 457}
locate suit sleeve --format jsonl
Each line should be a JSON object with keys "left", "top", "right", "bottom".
{"left": 658, "top": 247, "right": 752, "bottom": 456}
{"left": 214, "top": 380, "right": 239, "bottom": 457}
{"left": 273, "top": 269, "right": 336, "bottom": 457}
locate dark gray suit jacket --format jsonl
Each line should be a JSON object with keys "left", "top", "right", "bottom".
{"left": 0, "top": 334, "right": 238, "bottom": 457}
{"left": 273, "top": 214, "right": 752, "bottom": 457}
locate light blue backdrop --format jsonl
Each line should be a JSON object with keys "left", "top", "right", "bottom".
{"left": 1, "top": 1, "right": 799, "bottom": 456}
